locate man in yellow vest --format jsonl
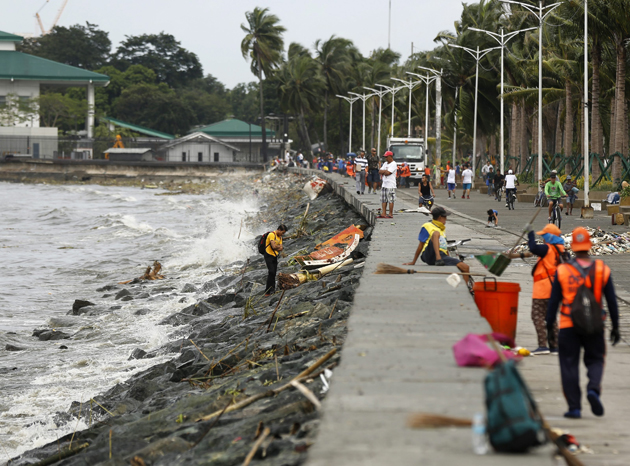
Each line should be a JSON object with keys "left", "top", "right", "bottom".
{"left": 403, "top": 206, "right": 470, "bottom": 283}
{"left": 264, "top": 225, "right": 288, "bottom": 296}
{"left": 547, "top": 227, "right": 620, "bottom": 419}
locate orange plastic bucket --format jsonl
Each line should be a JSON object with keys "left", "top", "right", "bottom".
{"left": 473, "top": 278, "right": 521, "bottom": 340}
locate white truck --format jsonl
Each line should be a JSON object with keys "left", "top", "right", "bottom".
{"left": 387, "top": 137, "right": 425, "bottom": 185}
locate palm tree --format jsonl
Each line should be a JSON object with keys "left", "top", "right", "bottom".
{"left": 277, "top": 49, "right": 325, "bottom": 155}
{"left": 241, "top": 7, "right": 285, "bottom": 162}
{"left": 315, "top": 36, "right": 354, "bottom": 152}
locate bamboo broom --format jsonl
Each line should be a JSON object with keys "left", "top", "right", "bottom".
{"left": 375, "top": 263, "right": 486, "bottom": 277}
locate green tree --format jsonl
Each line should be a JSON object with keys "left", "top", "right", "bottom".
{"left": 113, "top": 33, "right": 203, "bottom": 88}
{"left": 37, "top": 93, "right": 87, "bottom": 129}
{"left": 241, "top": 7, "right": 286, "bottom": 161}
{"left": 17, "top": 22, "right": 111, "bottom": 70}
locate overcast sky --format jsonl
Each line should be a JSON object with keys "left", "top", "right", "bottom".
{"left": 4, "top": 0, "right": 467, "bottom": 88}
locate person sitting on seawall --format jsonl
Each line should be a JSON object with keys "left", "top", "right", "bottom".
{"left": 526, "top": 223, "right": 565, "bottom": 355}
{"left": 403, "top": 206, "right": 471, "bottom": 284}
{"left": 487, "top": 209, "right": 498, "bottom": 228}
{"left": 547, "top": 227, "right": 620, "bottom": 419}
{"left": 545, "top": 170, "right": 567, "bottom": 221}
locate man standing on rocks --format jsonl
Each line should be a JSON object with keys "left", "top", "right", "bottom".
{"left": 264, "top": 225, "right": 288, "bottom": 296}
{"left": 366, "top": 148, "right": 381, "bottom": 194}
{"left": 378, "top": 151, "right": 397, "bottom": 219}
{"left": 354, "top": 151, "right": 368, "bottom": 195}
{"left": 403, "top": 206, "right": 471, "bottom": 283}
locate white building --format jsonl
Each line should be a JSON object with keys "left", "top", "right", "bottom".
{"left": 0, "top": 30, "right": 109, "bottom": 157}
{"left": 162, "top": 132, "right": 239, "bottom": 163}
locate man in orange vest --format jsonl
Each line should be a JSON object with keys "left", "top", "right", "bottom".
{"left": 547, "top": 227, "right": 620, "bottom": 419}
{"left": 400, "top": 162, "right": 411, "bottom": 188}
{"left": 527, "top": 224, "right": 565, "bottom": 355}
{"left": 346, "top": 158, "right": 355, "bottom": 178}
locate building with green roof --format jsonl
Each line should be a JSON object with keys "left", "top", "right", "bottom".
{"left": 0, "top": 30, "right": 109, "bottom": 158}
{"left": 191, "top": 118, "right": 289, "bottom": 163}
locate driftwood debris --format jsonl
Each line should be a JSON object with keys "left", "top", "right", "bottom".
{"left": 119, "top": 261, "right": 165, "bottom": 284}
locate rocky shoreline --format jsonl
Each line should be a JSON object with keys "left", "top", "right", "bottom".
{"left": 11, "top": 172, "right": 370, "bottom": 466}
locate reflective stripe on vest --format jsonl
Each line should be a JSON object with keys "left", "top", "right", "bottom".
{"left": 557, "top": 260, "right": 609, "bottom": 329}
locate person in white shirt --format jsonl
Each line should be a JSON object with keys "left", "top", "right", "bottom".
{"left": 378, "top": 151, "right": 397, "bottom": 218}
{"left": 446, "top": 167, "right": 457, "bottom": 199}
{"left": 503, "top": 169, "right": 519, "bottom": 209}
{"left": 460, "top": 164, "right": 473, "bottom": 199}
{"left": 481, "top": 162, "right": 491, "bottom": 183}
{"left": 354, "top": 150, "right": 368, "bottom": 195}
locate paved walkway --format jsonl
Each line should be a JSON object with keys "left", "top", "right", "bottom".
{"left": 295, "top": 170, "right": 556, "bottom": 465}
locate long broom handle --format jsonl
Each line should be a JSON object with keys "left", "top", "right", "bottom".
{"left": 507, "top": 206, "right": 543, "bottom": 254}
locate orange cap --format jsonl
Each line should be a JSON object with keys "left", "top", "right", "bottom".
{"left": 571, "top": 227, "right": 592, "bottom": 252}
{"left": 536, "top": 224, "right": 562, "bottom": 237}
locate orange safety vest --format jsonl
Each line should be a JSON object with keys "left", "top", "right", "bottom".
{"left": 556, "top": 260, "right": 610, "bottom": 329}
{"left": 532, "top": 244, "right": 565, "bottom": 299}
{"left": 397, "top": 165, "right": 403, "bottom": 177}
{"left": 402, "top": 165, "right": 411, "bottom": 177}
{"left": 424, "top": 167, "right": 431, "bottom": 176}
{"left": 347, "top": 163, "right": 355, "bottom": 177}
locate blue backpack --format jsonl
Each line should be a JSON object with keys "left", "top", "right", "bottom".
{"left": 485, "top": 360, "right": 547, "bottom": 452}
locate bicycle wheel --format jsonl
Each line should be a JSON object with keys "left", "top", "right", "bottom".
{"left": 555, "top": 205, "right": 562, "bottom": 229}
{"left": 467, "top": 275, "right": 475, "bottom": 297}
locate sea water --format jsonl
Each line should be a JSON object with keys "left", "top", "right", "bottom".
{"left": 0, "top": 181, "right": 259, "bottom": 460}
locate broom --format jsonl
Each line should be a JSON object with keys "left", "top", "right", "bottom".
{"left": 407, "top": 413, "right": 472, "bottom": 429}
{"left": 375, "top": 263, "right": 486, "bottom": 277}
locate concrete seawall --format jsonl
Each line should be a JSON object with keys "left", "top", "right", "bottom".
{"left": 0, "top": 159, "right": 265, "bottom": 183}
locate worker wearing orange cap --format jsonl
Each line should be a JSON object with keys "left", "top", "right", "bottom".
{"left": 526, "top": 223, "right": 566, "bottom": 355}
{"left": 547, "top": 227, "right": 620, "bottom": 419}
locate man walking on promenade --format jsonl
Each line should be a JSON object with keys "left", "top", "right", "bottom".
{"left": 493, "top": 170, "right": 504, "bottom": 201}
{"left": 461, "top": 163, "right": 473, "bottom": 199}
{"left": 527, "top": 223, "right": 564, "bottom": 355}
{"left": 564, "top": 175, "right": 578, "bottom": 216}
{"left": 482, "top": 161, "right": 491, "bottom": 183}
{"left": 378, "top": 151, "right": 397, "bottom": 219}
{"left": 264, "top": 225, "right": 288, "bottom": 296}
{"left": 547, "top": 227, "right": 620, "bottom": 419}
{"left": 446, "top": 165, "right": 457, "bottom": 199}
{"left": 403, "top": 206, "right": 471, "bottom": 283}
{"left": 354, "top": 150, "right": 368, "bottom": 195}
{"left": 366, "top": 148, "right": 380, "bottom": 194}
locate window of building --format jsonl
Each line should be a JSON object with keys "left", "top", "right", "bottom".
{"left": 198, "top": 152, "right": 203, "bottom": 162}
{"left": 0, "top": 96, "right": 6, "bottom": 107}
{"left": 182, "top": 152, "right": 186, "bottom": 162}
{"left": 214, "top": 152, "right": 219, "bottom": 162}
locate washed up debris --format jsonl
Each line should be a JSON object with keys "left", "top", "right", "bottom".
{"left": 278, "top": 259, "right": 355, "bottom": 290}
{"left": 511, "top": 227, "right": 630, "bottom": 256}
{"left": 118, "top": 261, "right": 164, "bottom": 284}
{"left": 303, "top": 176, "right": 331, "bottom": 200}
{"left": 296, "top": 233, "right": 360, "bottom": 269}
{"left": 315, "top": 225, "right": 364, "bottom": 250}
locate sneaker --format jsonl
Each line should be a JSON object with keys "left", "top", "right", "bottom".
{"left": 357, "top": 191, "right": 360, "bottom": 195}
{"left": 587, "top": 390, "right": 604, "bottom": 416}
{"left": 564, "top": 409, "right": 581, "bottom": 419}
{"left": 531, "top": 347, "right": 550, "bottom": 355}
{"left": 461, "top": 195, "right": 465, "bottom": 199}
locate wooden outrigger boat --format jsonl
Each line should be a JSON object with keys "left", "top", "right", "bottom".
{"left": 294, "top": 225, "right": 364, "bottom": 269}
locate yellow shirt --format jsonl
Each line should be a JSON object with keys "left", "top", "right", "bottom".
{"left": 265, "top": 232, "right": 282, "bottom": 256}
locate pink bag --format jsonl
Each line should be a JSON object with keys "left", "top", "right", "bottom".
{"left": 452, "top": 333, "right": 519, "bottom": 368}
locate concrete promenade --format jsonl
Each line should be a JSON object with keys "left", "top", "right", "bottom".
{"left": 296, "top": 169, "right": 630, "bottom": 465}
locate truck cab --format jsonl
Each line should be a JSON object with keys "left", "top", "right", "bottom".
{"left": 387, "top": 137, "right": 425, "bottom": 185}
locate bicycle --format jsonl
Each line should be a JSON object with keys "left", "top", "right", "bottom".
{"left": 549, "top": 198, "right": 562, "bottom": 229}
{"left": 506, "top": 189, "right": 516, "bottom": 210}
{"left": 447, "top": 239, "right": 475, "bottom": 296}
{"left": 495, "top": 186, "right": 503, "bottom": 202}
{"left": 419, "top": 195, "right": 434, "bottom": 211}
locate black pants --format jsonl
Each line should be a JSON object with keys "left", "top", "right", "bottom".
{"left": 264, "top": 253, "right": 278, "bottom": 294}
{"left": 558, "top": 327, "right": 606, "bottom": 411}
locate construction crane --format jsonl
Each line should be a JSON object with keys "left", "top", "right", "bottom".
{"left": 35, "top": 0, "right": 69, "bottom": 36}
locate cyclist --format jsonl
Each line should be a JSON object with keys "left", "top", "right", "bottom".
{"left": 418, "top": 174, "right": 435, "bottom": 209}
{"left": 503, "top": 169, "right": 519, "bottom": 209}
{"left": 545, "top": 170, "right": 567, "bottom": 222}
{"left": 493, "top": 170, "right": 504, "bottom": 201}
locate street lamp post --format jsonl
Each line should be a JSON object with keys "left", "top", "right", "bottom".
{"left": 584, "top": 0, "right": 589, "bottom": 207}
{"left": 336, "top": 94, "right": 360, "bottom": 154}
{"left": 349, "top": 92, "right": 375, "bottom": 151}
{"left": 470, "top": 26, "right": 536, "bottom": 175}
{"left": 364, "top": 87, "right": 388, "bottom": 156}
{"left": 376, "top": 83, "right": 404, "bottom": 140}
{"left": 501, "top": 0, "right": 562, "bottom": 189}
{"left": 448, "top": 44, "right": 502, "bottom": 186}
{"left": 415, "top": 66, "right": 443, "bottom": 175}
{"left": 406, "top": 72, "right": 437, "bottom": 167}
{"left": 392, "top": 77, "right": 423, "bottom": 138}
